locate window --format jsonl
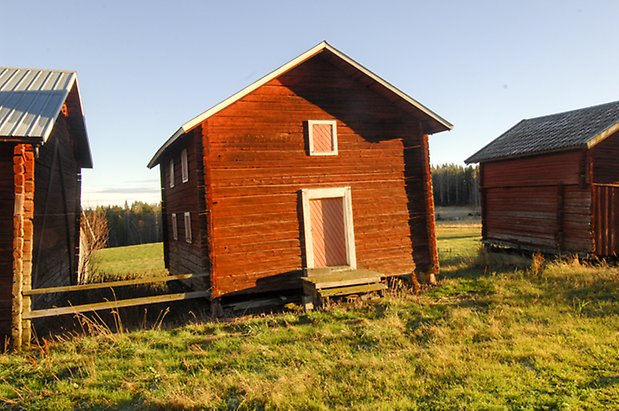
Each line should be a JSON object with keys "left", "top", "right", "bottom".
{"left": 181, "top": 148, "right": 189, "bottom": 183}
{"left": 308, "top": 120, "right": 338, "bottom": 156}
{"left": 184, "top": 212, "right": 192, "bottom": 243}
{"left": 171, "top": 213, "right": 178, "bottom": 240}
{"left": 169, "top": 159, "right": 175, "bottom": 188}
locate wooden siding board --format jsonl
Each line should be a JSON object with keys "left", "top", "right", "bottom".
{"left": 32, "top": 116, "right": 81, "bottom": 303}
{"left": 161, "top": 128, "right": 210, "bottom": 280}
{"left": 592, "top": 131, "right": 619, "bottom": 185}
{"left": 483, "top": 150, "right": 582, "bottom": 188}
{"left": 482, "top": 151, "right": 594, "bottom": 253}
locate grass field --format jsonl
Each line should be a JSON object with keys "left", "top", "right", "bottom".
{"left": 1, "top": 225, "right": 618, "bottom": 409}
{"left": 91, "top": 242, "right": 168, "bottom": 281}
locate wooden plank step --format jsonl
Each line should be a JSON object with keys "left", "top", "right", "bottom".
{"left": 319, "top": 282, "right": 387, "bottom": 298}
{"left": 303, "top": 276, "right": 382, "bottom": 290}
{"left": 302, "top": 268, "right": 383, "bottom": 290}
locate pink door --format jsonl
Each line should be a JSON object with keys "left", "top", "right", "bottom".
{"left": 309, "top": 197, "right": 348, "bottom": 267}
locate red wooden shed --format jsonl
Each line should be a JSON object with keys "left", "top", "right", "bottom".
{"left": 466, "top": 100, "right": 619, "bottom": 256}
{"left": 148, "top": 42, "right": 452, "bottom": 303}
{"left": 0, "top": 67, "right": 92, "bottom": 345}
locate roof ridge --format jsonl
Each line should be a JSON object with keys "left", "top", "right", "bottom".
{"left": 0, "top": 66, "right": 77, "bottom": 75}
{"left": 520, "top": 99, "right": 619, "bottom": 123}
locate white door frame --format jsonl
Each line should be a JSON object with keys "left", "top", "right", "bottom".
{"left": 301, "top": 186, "right": 357, "bottom": 269}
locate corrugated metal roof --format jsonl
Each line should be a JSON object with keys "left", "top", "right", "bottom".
{"left": 466, "top": 100, "right": 619, "bottom": 163}
{"left": 147, "top": 41, "right": 453, "bottom": 168}
{"left": 0, "top": 67, "right": 76, "bottom": 141}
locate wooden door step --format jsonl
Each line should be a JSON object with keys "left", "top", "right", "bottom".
{"left": 301, "top": 268, "right": 386, "bottom": 310}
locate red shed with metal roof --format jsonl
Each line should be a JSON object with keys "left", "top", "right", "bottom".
{"left": 0, "top": 67, "right": 92, "bottom": 345}
{"left": 148, "top": 42, "right": 452, "bottom": 303}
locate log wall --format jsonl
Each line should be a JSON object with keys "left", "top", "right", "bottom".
{"left": 161, "top": 129, "right": 209, "bottom": 279}
{"left": 203, "top": 53, "right": 432, "bottom": 296}
{"left": 32, "top": 116, "right": 82, "bottom": 296}
{"left": 591, "top": 130, "right": 619, "bottom": 184}
{"left": 481, "top": 150, "right": 593, "bottom": 253}
{"left": 0, "top": 145, "right": 15, "bottom": 340}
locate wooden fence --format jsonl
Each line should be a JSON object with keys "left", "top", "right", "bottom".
{"left": 593, "top": 184, "right": 619, "bottom": 256}
{"left": 14, "top": 272, "right": 209, "bottom": 349}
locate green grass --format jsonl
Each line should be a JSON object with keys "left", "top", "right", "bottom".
{"left": 91, "top": 242, "right": 168, "bottom": 281}
{"left": 1, "top": 226, "right": 618, "bottom": 409}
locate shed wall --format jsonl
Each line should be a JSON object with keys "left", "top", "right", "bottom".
{"left": 162, "top": 129, "right": 209, "bottom": 277}
{"left": 0, "top": 145, "right": 15, "bottom": 339}
{"left": 481, "top": 150, "right": 593, "bottom": 253}
{"left": 591, "top": 130, "right": 619, "bottom": 184}
{"left": 31, "top": 116, "right": 82, "bottom": 295}
{"left": 203, "top": 54, "right": 431, "bottom": 296}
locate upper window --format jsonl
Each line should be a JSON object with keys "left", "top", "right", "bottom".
{"left": 169, "top": 159, "right": 175, "bottom": 188}
{"left": 181, "top": 148, "right": 189, "bottom": 183}
{"left": 308, "top": 120, "right": 338, "bottom": 156}
{"left": 184, "top": 212, "right": 192, "bottom": 244}
{"left": 171, "top": 213, "right": 178, "bottom": 240}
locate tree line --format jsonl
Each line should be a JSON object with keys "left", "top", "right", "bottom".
{"left": 431, "top": 163, "right": 480, "bottom": 207}
{"left": 83, "top": 202, "right": 163, "bottom": 248}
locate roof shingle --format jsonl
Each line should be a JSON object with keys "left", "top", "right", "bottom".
{"left": 466, "top": 100, "right": 619, "bottom": 163}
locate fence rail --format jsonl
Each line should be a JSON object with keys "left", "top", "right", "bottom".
{"left": 24, "top": 273, "right": 209, "bottom": 296}
{"left": 24, "top": 290, "right": 210, "bottom": 320}
{"left": 15, "top": 272, "right": 210, "bottom": 349}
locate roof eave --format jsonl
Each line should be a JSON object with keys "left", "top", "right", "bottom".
{"left": 69, "top": 76, "right": 93, "bottom": 169}
{"left": 466, "top": 145, "right": 589, "bottom": 164}
{"left": 147, "top": 127, "right": 186, "bottom": 168}
{"left": 320, "top": 42, "right": 453, "bottom": 133}
{"left": 586, "top": 121, "right": 619, "bottom": 150}
{"left": 0, "top": 136, "right": 43, "bottom": 145}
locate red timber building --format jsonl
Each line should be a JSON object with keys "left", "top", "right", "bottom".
{"left": 148, "top": 42, "right": 452, "bottom": 302}
{"left": 0, "top": 67, "right": 92, "bottom": 344}
{"left": 466, "top": 100, "right": 619, "bottom": 256}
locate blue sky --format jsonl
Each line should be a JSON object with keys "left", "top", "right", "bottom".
{"left": 2, "top": 0, "right": 618, "bottom": 206}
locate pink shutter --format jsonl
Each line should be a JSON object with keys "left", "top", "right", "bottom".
{"left": 312, "top": 123, "right": 334, "bottom": 153}
{"left": 310, "top": 197, "right": 347, "bottom": 267}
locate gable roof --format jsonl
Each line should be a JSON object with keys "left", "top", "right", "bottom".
{"left": 0, "top": 67, "right": 92, "bottom": 168}
{"left": 148, "top": 41, "right": 453, "bottom": 168}
{"left": 466, "top": 100, "right": 619, "bottom": 164}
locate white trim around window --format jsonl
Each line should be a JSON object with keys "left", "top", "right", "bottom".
{"left": 171, "top": 213, "right": 178, "bottom": 241}
{"left": 184, "top": 212, "right": 192, "bottom": 243}
{"left": 181, "top": 148, "right": 189, "bottom": 183}
{"left": 169, "top": 159, "right": 175, "bottom": 188}
{"left": 300, "top": 186, "right": 356, "bottom": 269}
{"left": 308, "top": 120, "right": 338, "bottom": 156}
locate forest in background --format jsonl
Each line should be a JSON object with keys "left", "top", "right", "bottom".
{"left": 432, "top": 163, "right": 480, "bottom": 208}
{"left": 84, "top": 165, "right": 479, "bottom": 248}
{"left": 83, "top": 202, "right": 163, "bottom": 248}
